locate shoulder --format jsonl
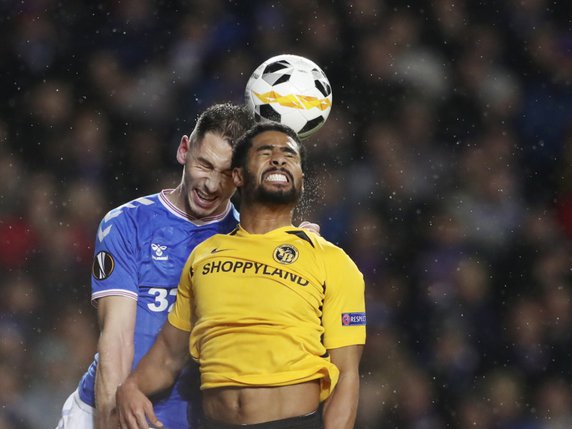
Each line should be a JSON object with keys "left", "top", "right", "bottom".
{"left": 312, "top": 234, "right": 344, "bottom": 255}
{"left": 95, "top": 193, "right": 163, "bottom": 245}
{"left": 281, "top": 228, "right": 354, "bottom": 263}
{"left": 100, "top": 193, "right": 161, "bottom": 226}
{"left": 110, "top": 193, "right": 161, "bottom": 217}
{"left": 314, "top": 235, "right": 361, "bottom": 272}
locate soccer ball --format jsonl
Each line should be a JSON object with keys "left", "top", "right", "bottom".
{"left": 244, "top": 54, "right": 333, "bottom": 139}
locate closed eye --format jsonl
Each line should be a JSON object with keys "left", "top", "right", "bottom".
{"left": 192, "top": 159, "right": 213, "bottom": 171}
{"left": 257, "top": 149, "right": 273, "bottom": 156}
{"left": 256, "top": 145, "right": 299, "bottom": 158}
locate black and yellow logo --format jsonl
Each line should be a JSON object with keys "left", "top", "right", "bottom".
{"left": 273, "top": 244, "right": 299, "bottom": 264}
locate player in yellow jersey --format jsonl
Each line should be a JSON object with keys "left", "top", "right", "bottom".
{"left": 116, "top": 122, "right": 366, "bottom": 429}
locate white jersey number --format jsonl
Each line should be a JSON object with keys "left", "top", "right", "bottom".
{"left": 147, "top": 288, "right": 177, "bottom": 312}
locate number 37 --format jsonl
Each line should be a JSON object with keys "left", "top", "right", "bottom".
{"left": 147, "top": 287, "right": 177, "bottom": 312}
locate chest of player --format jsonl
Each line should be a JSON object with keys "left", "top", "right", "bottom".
{"left": 138, "top": 224, "right": 225, "bottom": 286}
{"left": 190, "top": 237, "right": 326, "bottom": 320}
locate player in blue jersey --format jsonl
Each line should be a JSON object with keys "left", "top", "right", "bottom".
{"left": 55, "top": 103, "right": 256, "bottom": 429}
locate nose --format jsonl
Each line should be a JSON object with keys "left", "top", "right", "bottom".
{"left": 270, "top": 152, "right": 287, "bottom": 166}
{"left": 204, "top": 173, "right": 222, "bottom": 193}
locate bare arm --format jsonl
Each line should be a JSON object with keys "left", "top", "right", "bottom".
{"left": 95, "top": 296, "right": 136, "bottom": 429}
{"left": 116, "top": 321, "right": 190, "bottom": 429}
{"left": 322, "top": 345, "right": 364, "bottom": 429}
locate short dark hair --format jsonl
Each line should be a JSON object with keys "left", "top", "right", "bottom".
{"left": 190, "top": 103, "right": 255, "bottom": 148}
{"left": 231, "top": 122, "right": 306, "bottom": 170}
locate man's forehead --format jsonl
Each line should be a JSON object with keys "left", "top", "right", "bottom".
{"left": 252, "top": 130, "right": 299, "bottom": 150}
{"left": 194, "top": 132, "right": 231, "bottom": 152}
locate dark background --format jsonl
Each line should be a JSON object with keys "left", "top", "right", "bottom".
{"left": 1, "top": 0, "right": 572, "bottom": 428}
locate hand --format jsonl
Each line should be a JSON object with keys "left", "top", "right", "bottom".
{"left": 116, "top": 379, "right": 163, "bottom": 429}
{"left": 299, "top": 221, "right": 321, "bottom": 236}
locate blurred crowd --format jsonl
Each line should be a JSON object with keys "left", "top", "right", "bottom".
{"left": 1, "top": 0, "right": 571, "bottom": 428}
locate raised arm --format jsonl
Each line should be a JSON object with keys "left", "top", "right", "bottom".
{"left": 95, "top": 296, "right": 136, "bottom": 429}
{"left": 322, "top": 345, "right": 364, "bottom": 429}
{"left": 116, "top": 321, "right": 190, "bottom": 429}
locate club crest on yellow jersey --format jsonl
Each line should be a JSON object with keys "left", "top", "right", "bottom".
{"left": 273, "top": 244, "right": 299, "bottom": 264}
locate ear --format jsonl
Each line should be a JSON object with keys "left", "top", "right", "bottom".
{"left": 176, "top": 135, "right": 191, "bottom": 165}
{"left": 232, "top": 167, "right": 244, "bottom": 187}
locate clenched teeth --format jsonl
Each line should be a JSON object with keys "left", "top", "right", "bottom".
{"left": 265, "top": 173, "right": 288, "bottom": 182}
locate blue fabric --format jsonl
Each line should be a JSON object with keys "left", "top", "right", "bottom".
{"left": 77, "top": 192, "right": 239, "bottom": 429}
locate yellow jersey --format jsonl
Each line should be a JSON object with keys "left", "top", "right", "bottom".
{"left": 168, "top": 225, "right": 366, "bottom": 401}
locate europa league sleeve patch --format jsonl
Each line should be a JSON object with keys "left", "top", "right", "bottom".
{"left": 341, "top": 312, "right": 367, "bottom": 326}
{"left": 92, "top": 251, "right": 115, "bottom": 280}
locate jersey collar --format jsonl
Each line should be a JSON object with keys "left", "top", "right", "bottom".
{"left": 159, "top": 189, "right": 232, "bottom": 226}
{"left": 235, "top": 224, "right": 296, "bottom": 237}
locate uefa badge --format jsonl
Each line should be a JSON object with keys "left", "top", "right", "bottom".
{"left": 341, "top": 312, "right": 367, "bottom": 326}
{"left": 273, "top": 244, "right": 299, "bottom": 264}
{"left": 92, "top": 251, "right": 115, "bottom": 280}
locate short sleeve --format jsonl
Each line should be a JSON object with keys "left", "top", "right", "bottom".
{"left": 321, "top": 246, "right": 366, "bottom": 349}
{"left": 91, "top": 213, "right": 138, "bottom": 305}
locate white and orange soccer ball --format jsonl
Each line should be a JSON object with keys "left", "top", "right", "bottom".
{"left": 244, "top": 54, "right": 333, "bottom": 139}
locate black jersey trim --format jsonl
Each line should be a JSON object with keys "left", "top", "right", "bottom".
{"left": 286, "top": 230, "right": 314, "bottom": 247}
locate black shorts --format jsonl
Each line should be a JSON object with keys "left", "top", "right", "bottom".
{"left": 200, "top": 411, "right": 323, "bottom": 429}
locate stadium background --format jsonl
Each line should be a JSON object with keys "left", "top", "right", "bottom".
{"left": 1, "top": 0, "right": 572, "bottom": 427}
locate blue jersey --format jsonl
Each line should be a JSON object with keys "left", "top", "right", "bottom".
{"left": 77, "top": 190, "right": 239, "bottom": 429}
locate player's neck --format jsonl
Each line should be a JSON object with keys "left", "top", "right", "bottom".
{"left": 166, "top": 186, "right": 189, "bottom": 213}
{"left": 239, "top": 202, "right": 294, "bottom": 234}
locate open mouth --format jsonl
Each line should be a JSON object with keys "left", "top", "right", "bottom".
{"left": 193, "top": 189, "right": 218, "bottom": 207}
{"left": 263, "top": 169, "right": 292, "bottom": 184}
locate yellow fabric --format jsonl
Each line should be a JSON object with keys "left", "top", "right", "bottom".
{"left": 168, "top": 225, "right": 366, "bottom": 401}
